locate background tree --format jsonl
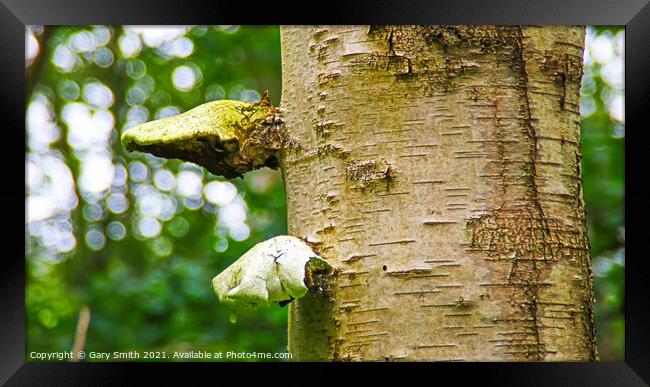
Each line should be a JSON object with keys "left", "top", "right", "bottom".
{"left": 25, "top": 25, "right": 624, "bottom": 360}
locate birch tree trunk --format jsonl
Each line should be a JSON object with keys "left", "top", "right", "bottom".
{"left": 279, "top": 25, "right": 598, "bottom": 361}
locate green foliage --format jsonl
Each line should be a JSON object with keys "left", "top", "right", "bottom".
{"left": 27, "top": 26, "right": 288, "bottom": 360}
{"left": 581, "top": 26, "right": 625, "bottom": 360}
{"left": 25, "top": 25, "right": 624, "bottom": 361}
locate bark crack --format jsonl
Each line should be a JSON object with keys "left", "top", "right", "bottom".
{"left": 510, "top": 26, "right": 547, "bottom": 361}
{"left": 513, "top": 27, "right": 551, "bottom": 240}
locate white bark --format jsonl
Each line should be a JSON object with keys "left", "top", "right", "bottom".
{"left": 280, "top": 25, "right": 597, "bottom": 361}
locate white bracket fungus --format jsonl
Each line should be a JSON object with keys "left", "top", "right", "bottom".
{"left": 212, "top": 235, "right": 332, "bottom": 322}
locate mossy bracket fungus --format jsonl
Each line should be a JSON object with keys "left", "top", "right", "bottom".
{"left": 211, "top": 236, "right": 332, "bottom": 323}
{"left": 120, "top": 91, "right": 285, "bottom": 179}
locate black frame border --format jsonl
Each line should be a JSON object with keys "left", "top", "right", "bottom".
{"left": 2, "top": 0, "right": 648, "bottom": 385}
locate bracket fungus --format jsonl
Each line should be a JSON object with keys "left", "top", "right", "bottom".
{"left": 120, "top": 96, "right": 332, "bottom": 323}
{"left": 212, "top": 236, "right": 332, "bottom": 323}
{"left": 120, "top": 91, "right": 285, "bottom": 179}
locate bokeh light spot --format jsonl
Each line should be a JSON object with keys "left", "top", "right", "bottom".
{"left": 106, "top": 193, "right": 128, "bottom": 214}
{"left": 85, "top": 228, "right": 106, "bottom": 250}
{"left": 126, "top": 59, "right": 147, "bottom": 80}
{"left": 94, "top": 47, "right": 114, "bottom": 68}
{"left": 204, "top": 181, "right": 237, "bottom": 206}
{"left": 26, "top": 28, "right": 40, "bottom": 66}
{"left": 205, "top": 84, "right": 225, "bottom": 101}
{"left": 213, "top": 238, "right": 229, "bottom": 253}
{"left": 38, "top": 308, "right": 58, "bottom": 328}
{"left": 155, "top": 106, "right": 180, "bottom": 119}
{"left": 57, "top": 80, "right": 80, "bottom": 101}
{"left": 176, "top": 170, "right": 202, "bottom": 198}
{"left": 82, "top": 81, "right": 114, "bottom": 109}
{"left": 128, "top": 161, "right": 149, "bottom": 182}
{"left": 138, "top": 217, "right": 162, "bottom": 239}
{"left": 167, "top": 216, "right": 190, "bottom": 238}
{"left": 106, "top": 221, "right": 127, "bottom": 241}
{"left": 172, "top": 65, "right": 196, "bottom": 91}
{"left": 118, "top": 32, "right": 142, "bottom": 58}
{"left": 154, "top": 169, "right": 176, "bottom": 191}
{"left": 79, "top": 153, "right": 115, "bottom": 193}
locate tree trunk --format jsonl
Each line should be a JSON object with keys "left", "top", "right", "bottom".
{"left": 279, "top": 25, "right": 597, "bottom": 361}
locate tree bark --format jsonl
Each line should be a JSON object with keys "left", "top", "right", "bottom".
{"left": 279, "top": 25, "right": 597, "bottom": 361}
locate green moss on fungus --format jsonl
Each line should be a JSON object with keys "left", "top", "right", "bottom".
{"left": 121, "top": 97, "right": 283, "bottom": 178}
